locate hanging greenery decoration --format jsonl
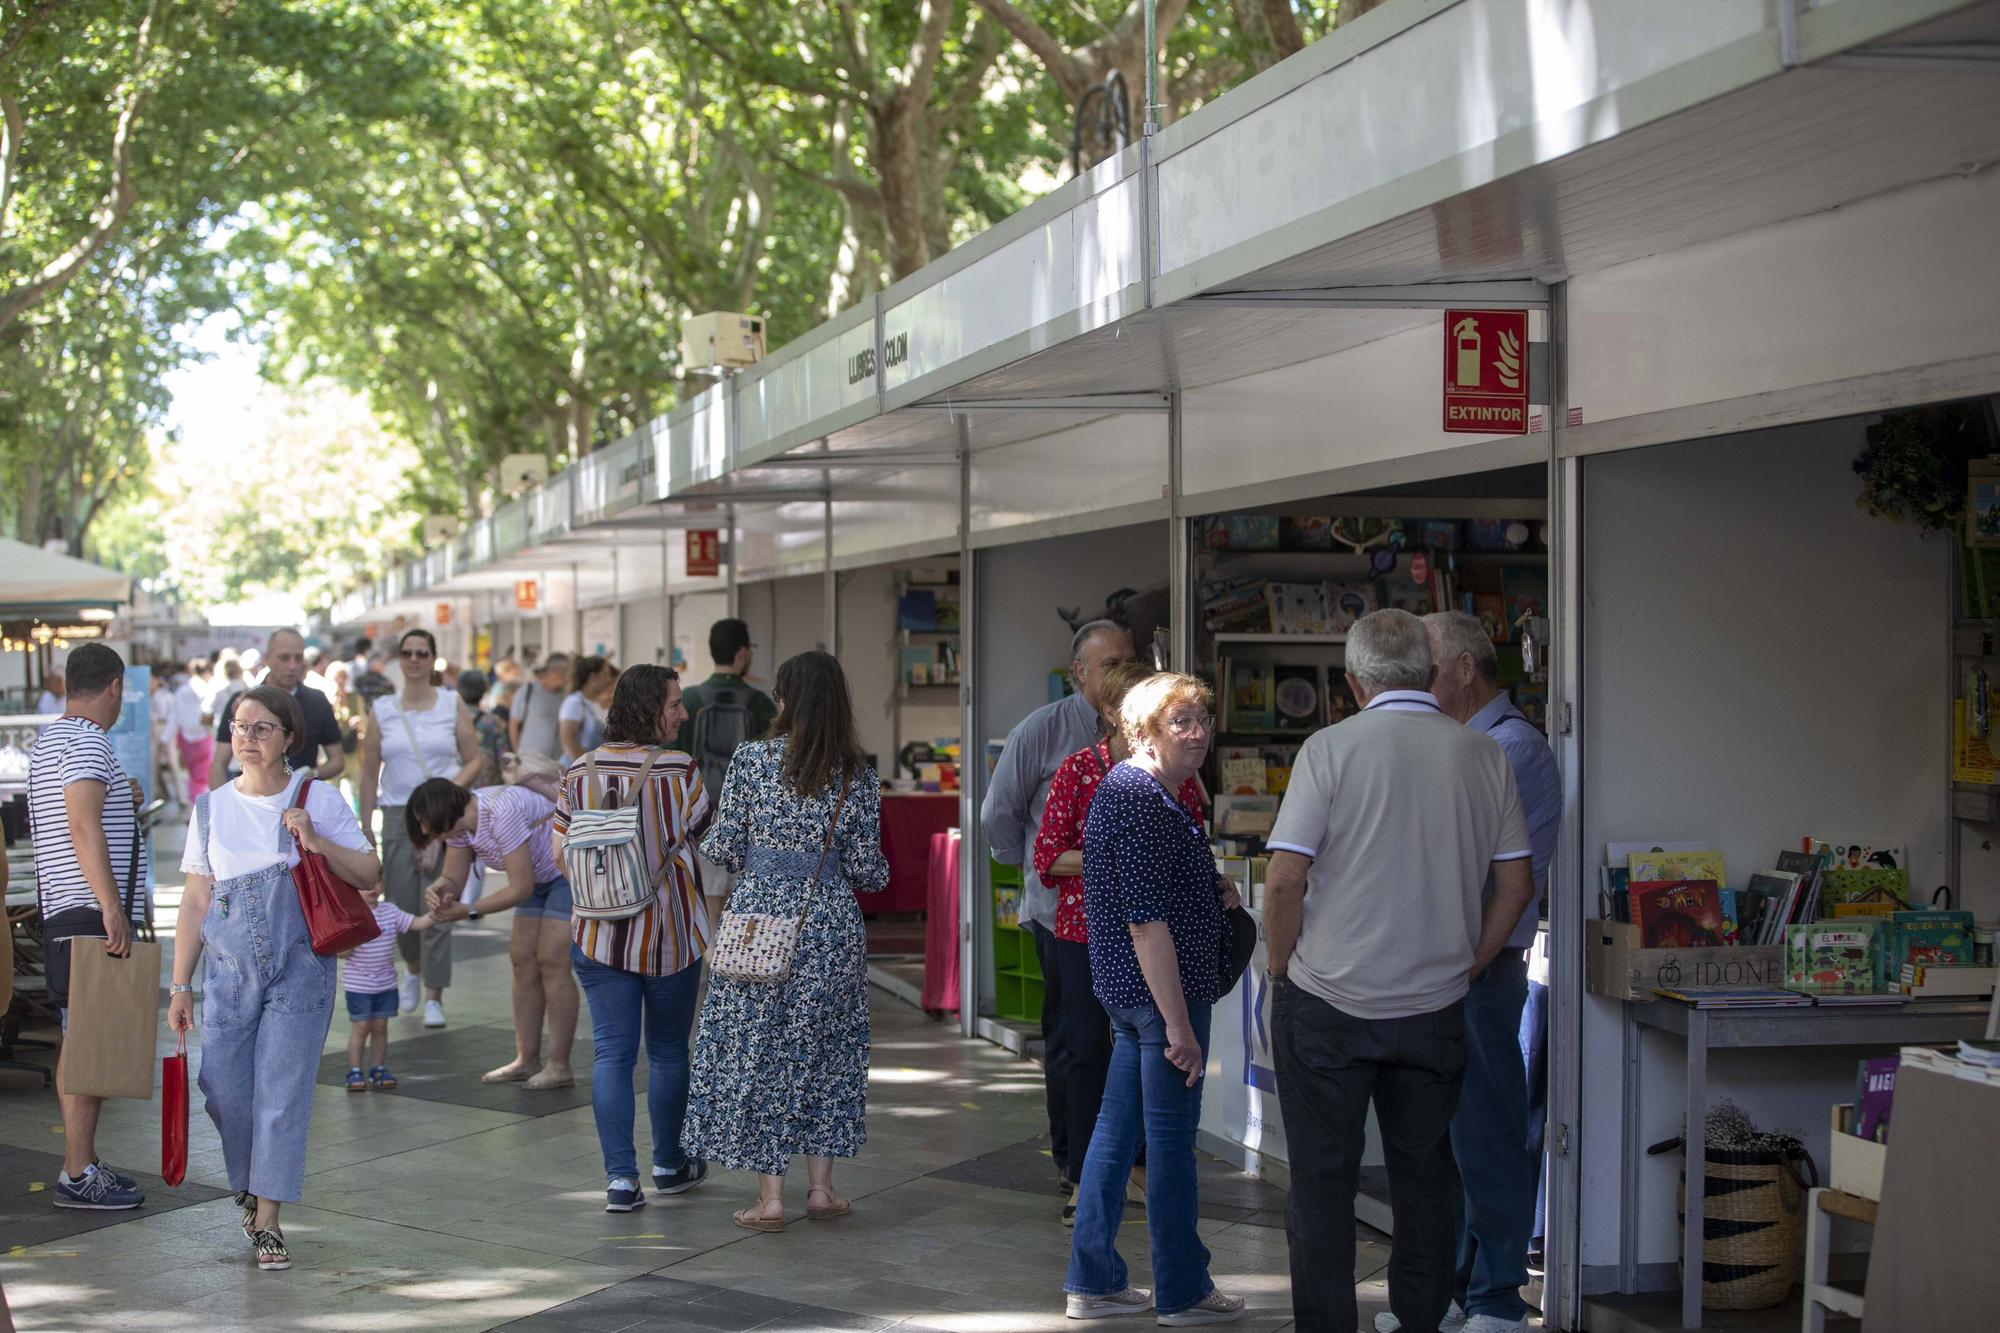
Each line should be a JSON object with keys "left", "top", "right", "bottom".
{"left": 1852, "top": 402, "right": 1995, "bottom": 533}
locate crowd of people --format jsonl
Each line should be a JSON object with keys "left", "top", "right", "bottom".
{"left": 24, "top": 604, "right": 1554, "bottom": 1329}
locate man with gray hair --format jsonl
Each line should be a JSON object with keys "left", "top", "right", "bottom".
{"left": 1400, "top": 612, "right": 1560, "bottom": 1333}
{"left": 1262, "top": 609, "right": 1536, "bottom": 1333}
{"left": 210, "top": 629, "right": 345, "bottom": 788}
{"left": 981, "top": 618, "right": 1134, "bottom": 1193}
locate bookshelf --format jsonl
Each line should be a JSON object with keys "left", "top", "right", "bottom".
{"left": 989, "top": 860, "right": 1043, "bottom": 1022}
{"left": 890, "top": 565, "right": 962, "bottom": 773}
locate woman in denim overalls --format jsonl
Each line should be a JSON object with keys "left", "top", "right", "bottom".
{"left": 168, "top": 686, "right": 381, "bottom": 1271}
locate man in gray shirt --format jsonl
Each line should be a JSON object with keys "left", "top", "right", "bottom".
{"left": 980, "top": 619, "right": 1133, "bottom": 1186}
{"left": 508, "top": 653, "right": 570, "bottom": 761}
{"left": 1263, "top": 610, "right": 1535, "bottom": 1333}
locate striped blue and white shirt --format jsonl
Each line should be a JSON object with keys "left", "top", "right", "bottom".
{"left": 27, "top": 716, "right": 140, "bottom": 923}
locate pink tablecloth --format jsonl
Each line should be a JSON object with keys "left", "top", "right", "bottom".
{"left": 922, "top": 830, "right": 961, "bottom": 1013}
{"left": 867, "top": 793, "right": 958, "bottom": 916}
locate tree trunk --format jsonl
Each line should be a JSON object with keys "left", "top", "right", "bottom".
{"left": 870, "top": 98, "right": 931, "bottom": 280}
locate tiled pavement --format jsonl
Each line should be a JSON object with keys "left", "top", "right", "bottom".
{"left": 0, "top": 821, "right": 1398, "bottom": 1331}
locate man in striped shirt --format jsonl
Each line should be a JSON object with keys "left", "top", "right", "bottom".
{"left": 26, "top": 642, "right": 146, "bottom": 1211}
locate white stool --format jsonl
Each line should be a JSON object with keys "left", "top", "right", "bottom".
{"left": 1803, "top": 1186, "right": 1873, "bottom": 1332}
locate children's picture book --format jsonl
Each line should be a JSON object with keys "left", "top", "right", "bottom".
{"left": 1215, "top": 795, "right": 1279, "bottom": 838}
{"left": 933, "top": 590, "right": 961, "bottom": 632}
{"left": 1651, "top": 986, "right": 1811, "bottom": 1008}
{"left": 1884, "top": 909, "right": 1975, "bottom": 972}
{"left": 1279, "top": 516, "right": 1335, "bottom": 551}
{"left": 1598, "top": 865, "right": 1632, "bottom": 922}
{"left": 1203, "top": 578, "right": 1273, "bottom": 633}
{"left": 1465, "top": 518, "right": 1533, "bottom": 552}
{"left": 1855, "top": 1056, "right": 1899, "bottom": 1142}
{"left": 1822, "top": 867, "right": 1911, "bottom": 910}
{"left": 1785, "top": 921, "right": 1880, "bottom": 994}
{"left": 1267, "top": 583, "right": 1333, "bottom": 634}
{"left": 1229, "top": 661, "right": 1276, "bottom": 730}
{"left": 1475, "top": 592, "right": 1509, "bottom": 644}
{"left": 1216, "top": 747, "right": 1266, "bottom": 795}
{"left": 1718, "top": 889, "right": 1742, "bottom": 946}
{"left": 1804, "top": 840, "right": 1908, "bottom": 873}
{"left": 1629, "top": 879, "right": 1726, "bottom": 948}
{"left": 897, "top": 589, "right": 938, "bottom": 632}
{"left": 1744, "top": 871, "right": 1800, "bottom": 944}
{"left": 1774, "top": 850, "right": 1830, "bottom": 925}
{"left": 1501, "top": 566, "right": 1547, "bottom": 631}
{"left": 1381, "top": 571, "right": 1436, "bottom": 616}
{"left": 1606, "top": 841, "right": 1710, "bottom": 866}
{"left": 1628, "top": 849, "right": 1727, "bottom": 887}
{"left": 1325, "top": 671, "right": 1360, "bottom": 725}
{"left": 1272, "top": 664, "right": 1322, "bottom": 730}
{"left": 1200, "top": 515, "right": 1280, "bottom": 551}
{"left": 900, "top": 645, "right": 938, "bottom": 685}
{"left": 1325, "top": 581, "right": 1378, "bottom": 631}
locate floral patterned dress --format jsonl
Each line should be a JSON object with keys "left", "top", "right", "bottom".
{"left": 681, "top": 738, "right": 891, "bottom": 1175}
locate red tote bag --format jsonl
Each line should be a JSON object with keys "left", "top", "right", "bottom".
{"left": 289, "top": 775, "right": 381, "bottom": 955}
{"left": 161, "top": 1034, "right": 188, "bottom": 1187}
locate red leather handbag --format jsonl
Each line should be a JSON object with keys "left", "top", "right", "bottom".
{"left": 161, "top": 1033, "right": 188, "bottom": 1187}
{"left": 289, "top": 775, "right": 381, "bottom": 955}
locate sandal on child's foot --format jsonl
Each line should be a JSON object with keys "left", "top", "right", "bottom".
{"left": 733, "top": 1202, "right": 785, "bottom": 1232}
{"left": 344, "top": 1067, "right": 366, "bottom": 1092}
{"left": 368, "top": 1065, "right": 397, "bottom": 1090}
{"left": 806, "top": 1188, "right": 851, "bottom": 1221}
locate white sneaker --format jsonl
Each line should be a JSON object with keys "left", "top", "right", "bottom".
{"left": 1066, "top": 1286, "right": 1154, "bottom": 1319}
{"left": 399, "top": 976, "right": 420, "bottom": 1014}
{"left": 1460, "top": 1317, "right": 1526, "bottom": 1333}
{"left": 1157, "top": 1289, "right": 1245, "bottom": 1326}
{"left": 422, "top": 999, "right": 446, "bottom": 1028}
{"left": 1373, "top": 1302, "right": 1468, "bottom": 1333}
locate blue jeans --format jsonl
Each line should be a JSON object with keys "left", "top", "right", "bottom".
{"left": 1065, "top": 997, "right": 1214, "bottom": 1316}
{"left": 1449, "top": 954, "right": 1535, "bottom": 1320}
{"left": 572, "top": 948, "right": 702, "bottom": 1182}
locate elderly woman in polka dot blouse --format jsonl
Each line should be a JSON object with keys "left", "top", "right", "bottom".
{"left": 1033, "top": 662, "right": 1206, "bottom": 1226}
{"left": 1062, "top": 672, "right": 1244, "bottom": 1327}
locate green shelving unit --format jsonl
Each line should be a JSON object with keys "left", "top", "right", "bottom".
{"left": 990, "top": 860, "right": 1044, "bottom": 1022}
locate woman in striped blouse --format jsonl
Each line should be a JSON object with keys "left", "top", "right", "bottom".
{"left": 550, "top": 664, "right": 718, "bottom": 1213}
{"left": 408, "top": 777, "right": 575, "bottom": 1089}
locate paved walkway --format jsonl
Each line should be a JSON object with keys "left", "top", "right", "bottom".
{"left": 0, "top": 822, "right": 1396, "bottom": 1331}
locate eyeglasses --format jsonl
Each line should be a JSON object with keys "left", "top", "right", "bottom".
{"left": 1163, "top": 713, "right": 1217, "bottom": 737}
{"left": 229, "top": 720, "right": 283, "bottom": 741}
{"left": 400, "top": 648, "right": 433, "bottom": 660}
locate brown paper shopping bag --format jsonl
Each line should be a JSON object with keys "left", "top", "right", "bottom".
{"left": 59, "top": 940, "right": 161, "bottom": 1100}
{"left": 57, "top": 826, "right": 158, "bottom": 1101}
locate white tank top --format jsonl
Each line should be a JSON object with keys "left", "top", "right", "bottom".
{"left": 375, "top": 691, "right": 458, "bottom": 807}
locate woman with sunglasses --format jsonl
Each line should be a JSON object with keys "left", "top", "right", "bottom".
{"left": 359, "top": 628, "right": 484, "bottom": 1027}
{"left": 169, "top": 686, "right": 381, "bottom": 1271}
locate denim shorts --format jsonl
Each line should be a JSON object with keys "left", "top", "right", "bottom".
{"left": 344, "top": 987, "right": 400, "bottom": 1021}
{"left": 515, "top": 874, "right": 573, "bottom": 921}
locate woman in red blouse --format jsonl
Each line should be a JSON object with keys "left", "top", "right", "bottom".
{"left": 1033, "top": 662, "right": 1206, "bottom": 1224}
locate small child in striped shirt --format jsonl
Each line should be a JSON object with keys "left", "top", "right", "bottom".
{"left": 341, "top": 888, "right": 436, "bottom": 1091}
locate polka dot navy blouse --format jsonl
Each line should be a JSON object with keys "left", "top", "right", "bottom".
{"left": 1080, "top": 761, "right": 1227, "bottom": 1010}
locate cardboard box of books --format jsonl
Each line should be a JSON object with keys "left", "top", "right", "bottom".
{"left": 1830, "top": 1103, "right": 1888, "bottom": 1202}
{"left": 1585, "top": 920, "right": 1784, "bottom": 1002}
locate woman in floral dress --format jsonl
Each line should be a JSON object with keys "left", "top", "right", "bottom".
{"left": 682, "top": 649, "right": 890, "bottom": 1231}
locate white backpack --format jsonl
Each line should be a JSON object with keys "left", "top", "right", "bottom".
{"left": 562, "top": 749, "right": 663, "bottom": 921}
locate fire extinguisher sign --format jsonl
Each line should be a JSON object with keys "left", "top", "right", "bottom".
{"left": 1442, "top": 309, "right": 1529, "bottom": 435}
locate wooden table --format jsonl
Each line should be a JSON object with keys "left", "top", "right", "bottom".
{"left": 1625, "top": 1000, "right": 1991, "bottom": 1330}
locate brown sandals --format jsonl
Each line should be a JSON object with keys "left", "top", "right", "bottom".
{"left": 733, "top": 1204, "right": 785, "bottom": 1232}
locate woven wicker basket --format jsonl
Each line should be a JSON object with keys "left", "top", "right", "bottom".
{"left": 1669, "top": 1143, "right": 1814, "bottom": 1310}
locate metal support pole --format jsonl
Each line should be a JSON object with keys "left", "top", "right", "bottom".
{"left": 956, "top": 414, "right": 979, "bottom": 1037}
{"left": 725, "top": 503, "right": 740, "bottom": 618}
{"left": 822, "top": 493, "right": 838, "bottom": 654}
{"left": 661, "top": 529, "right": 672, "bottom": 665}
{"left": 610, "top": 546, "right": 623, "bottom": 663}
{"left": 541, "top": 569, "right": 553, "bottom": 659}
{"left": 1167, "top": 390, "right": 1190, "bottom": 673}
{"left": 571, "top": 563, "right": 584, "bottom": 653}
{"left": 1545, "top": 281, "right": 1584, "bottom": 1333}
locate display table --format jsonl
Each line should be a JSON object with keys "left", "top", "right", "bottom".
{"left": 871, "top": 792, "right": 957, "bottom": 916}
{"left": 1626, "top": 999, "right": 1991, "bottom": 1329}
{"left": 921, "top": 830, "right": 961, "bottom": 1014}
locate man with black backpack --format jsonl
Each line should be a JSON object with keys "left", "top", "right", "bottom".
{"left": 676, "top": 620, "right": 775, "bottom": 896}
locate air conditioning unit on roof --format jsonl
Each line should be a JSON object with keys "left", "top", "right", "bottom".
{"left": 422, "top": 515, "right": 463, "bottom": 545}
{"left": 499, "top": 454, "right": 550, "bottom": 493}
{"left": 680, "top": 312, "right": 766, "bottom": 370}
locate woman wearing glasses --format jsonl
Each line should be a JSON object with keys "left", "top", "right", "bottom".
{"left": 359, "top": 628, "right": 484, "bottom": 1027}
{"left": 1063, "top": 673, "right": 1244, "bottom": 1327}
{"left": 168, "top": 686, "right": 381, "bottom": 1271}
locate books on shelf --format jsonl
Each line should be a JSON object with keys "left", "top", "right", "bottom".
{"left": 1228, "top": 661, "right": 1275, "bottom": 730}
{"left": 1267, "top": 583, "right": 1333, "bottom": 634}
{"left": 1326, "top": 581, "right": 1377, "bottom": 631}
{"left": 1883, "top": 909, "right": 1976, "bottom": 975}
{"left": 1217, "top": 747, "right": 1267, "bottom": 796}
{"left": 1804, "top": 838, "right": 1909, "bottom": 873}
{"left": 1271, "top": 664, "right": 1322, "bottom": 730}
{"left": 1900, "top": 1043, "right": 2000, "bottom": 1086}
{"left": 1897, "top": 962, "right": 1995, "bottom": 998}
{"left": 1627, "top": 848, "right": 1727, "bottom": 886}
{"left": 1856, "top": 1056, "right": 1899, "bottom": 1141}
{"left": 1812, "top": 991, "right": 1908, "bottom": 1006}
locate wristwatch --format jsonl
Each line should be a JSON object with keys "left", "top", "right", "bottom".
{"left": 169, "top": 983, "right": 195, "bottom": 995}
{"left": 467, "top": 909, "right": 483, "bottom": 922}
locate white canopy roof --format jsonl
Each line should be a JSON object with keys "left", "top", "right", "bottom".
{"left": 0, "top": 537, "right": 131, "bottom": 612}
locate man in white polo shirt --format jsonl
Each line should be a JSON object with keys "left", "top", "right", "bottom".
{"left": 1262, "top": 609, "right": 1536, "bottom": 1333}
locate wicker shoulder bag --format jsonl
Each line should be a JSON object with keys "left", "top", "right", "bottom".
{"left": 710, "top": 773, "right": 852, "bottom": 983}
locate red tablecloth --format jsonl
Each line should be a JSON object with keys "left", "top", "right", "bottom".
{"left": 867, "top": 793, "right": 958, "bottom": 915}
{"left": 922, "top": 830, "right": 961, "bottom": 1013}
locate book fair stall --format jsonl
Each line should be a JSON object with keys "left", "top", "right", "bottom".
{"left": 318, "top": 3, "right": 2000, "bottom": 1326}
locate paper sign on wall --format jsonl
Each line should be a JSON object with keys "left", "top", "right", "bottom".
{"left": 1443, "top": 309, "right": 1529, "bottom": 435}
{"left": 514, "top": 579, "right": 539, "bottom": 611}
{"left": 687, "top": 529, "right": 721, "bottom": 578}
{"left": 435, "top": 602, "right": 452, "bottom": 625}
